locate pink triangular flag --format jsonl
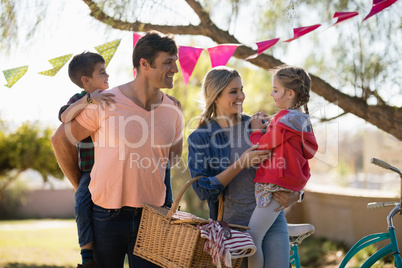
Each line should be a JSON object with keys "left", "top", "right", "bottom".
{"left": 331, "top": 11, "right": 359, "bottom": 26}
{"left": 363, "top": 0, "right": 398, "bottom": 21}
{"left": 283, "top": 24, "right": 321, "bottom": 42}
{"left": 207, "top": 44, "right": 238, "bottom": 68}
{"left": 178, "top": 46, "right": 204, "bottom": 86}
{"left": 133, "top": 32, "right": 143, "bottom": 77}
{"left": 133, "top": 32, "right": 142, "bottom": 47}
{"left": 245, "top": 38, "right": 280, "bottom": 60}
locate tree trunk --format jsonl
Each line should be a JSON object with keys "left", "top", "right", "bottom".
{"left": 0, "top": 171, "right": 22, "bottom": 201}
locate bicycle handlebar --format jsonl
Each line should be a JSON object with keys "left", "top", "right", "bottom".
{"left": 371, "top": 158, "right": 402, "bottom": 176}
{"left": 370, "top": 157, "right": 402, "bottom": 215}
{"left": 367, "top": 201, "right": 399, "bottom": 209}
{"left": 371, "top": 158, "right": 392, "bottom": 170}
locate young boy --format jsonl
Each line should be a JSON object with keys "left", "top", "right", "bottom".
{"left": 59, "top": 51, "right": 114, "bottom": 268}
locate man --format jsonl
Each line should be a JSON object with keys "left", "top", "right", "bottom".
{"left": 51, "top": 31, "right": 183, "bottom": 268}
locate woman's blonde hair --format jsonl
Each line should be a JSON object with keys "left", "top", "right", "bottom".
{"left": 271, "top": 65, "right": 311, "bottom": 114}
{"left": 197, "top": 66, "right": 241, "bottom": 128}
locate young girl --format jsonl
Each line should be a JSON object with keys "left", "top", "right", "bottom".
{"left": 247, "top": 65, "right": 318, "bottom": 268}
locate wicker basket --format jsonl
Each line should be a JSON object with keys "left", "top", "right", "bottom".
{"left": 134, "top": 177, "right": 249, "bottom": 268}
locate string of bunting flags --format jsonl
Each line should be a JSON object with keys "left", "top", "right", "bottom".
{"left": 2, "top": 39, "right": 122, "bottom": 88}
{"left": 2, "top": 0, "right": 398, "bottom": 88}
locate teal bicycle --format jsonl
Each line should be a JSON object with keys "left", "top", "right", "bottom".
{"left": 338, "top": 158, "right": 402, "bottom": 267}
{"left": 289, "top": 158, "right": 402, "bottom": 268}
{"left": 289, "top": 223, "right": 315, "bottom": 268}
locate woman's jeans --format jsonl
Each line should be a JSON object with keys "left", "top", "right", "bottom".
{"left": 74, "top": 172, "right": 93, "bottom": 247}
{"left": 92, "top": 204, "right": 160, "bottom": 268}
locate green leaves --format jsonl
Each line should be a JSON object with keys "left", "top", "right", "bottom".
{"left": 0, "top": 122, "right": 63, "bottom": 187}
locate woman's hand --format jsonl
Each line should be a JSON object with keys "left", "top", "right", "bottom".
{"left": 236, "top": 144, "right": 271, "bottom": 169}
{"left": 217, "top": 144, "right": 271, "bottom": 187}
{"left": 251, "top": 112, "right": 270, "bottom": 131}
{"left": 272, "top": 191, "right": 299, "bottom": 212}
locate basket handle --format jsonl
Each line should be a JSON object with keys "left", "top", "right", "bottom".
{"left": 217, "top": 194, "right": 224, "bottom": 222}
{"left": 166, "top": 176, "right": 226, "bottom": 222}
{"left": 166, "top": 176, "right": 250, "bottom": 230}
{"left": 166, "top": 176, "right": 202, "bottom": 220}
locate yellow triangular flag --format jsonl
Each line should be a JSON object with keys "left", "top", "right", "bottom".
{"left": 95, "top": 39, "right": 121, "bottom": 67}
{"left": 3, "top": 66, "right": 29, "bottom": 88}
{"left": 38, "top": 54, "right": 73, "bottom": 76}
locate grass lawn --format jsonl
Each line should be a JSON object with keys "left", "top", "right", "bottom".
{"left": 0, "top": 219, "right": 81, "bottom": 268}
{"left": 0, "top": 219, "right": 395, "bottom": 268}
{"left": 0, "top": 219, "right": 131, "bottom": 268}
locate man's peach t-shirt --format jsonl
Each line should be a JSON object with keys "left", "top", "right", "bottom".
{"left": 75, "top": 87, "right": 183, "bottom": 209}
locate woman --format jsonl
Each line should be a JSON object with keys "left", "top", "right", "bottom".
{"left": 187, "top": 66, "right": 300, "bottom": 268}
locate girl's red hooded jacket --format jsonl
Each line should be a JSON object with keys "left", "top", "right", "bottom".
{"left": 250, "top": 109, "right": 318, "bottom": 191}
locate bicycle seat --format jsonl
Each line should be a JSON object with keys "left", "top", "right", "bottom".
{"left": 288, "top": 223, "right": 315, "bottom": 237}
{"left": 288, "top": 223, "right": 315, "bottom": 245}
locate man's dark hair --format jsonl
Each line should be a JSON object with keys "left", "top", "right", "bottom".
{"left": 68, "top": 52, "right": 105, "bottom": 88}
{"left": 132, "top": 31, "right": 177, "bottom": 70}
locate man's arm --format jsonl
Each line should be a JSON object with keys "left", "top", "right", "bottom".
{"left": 169, "top": 138, "right": 183, "bottom": 167}
{"left": 51, "top": 120, "right": 93, "bottom": 190}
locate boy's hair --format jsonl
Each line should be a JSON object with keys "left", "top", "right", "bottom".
{"left": 68, "top": 52, "right": 105, "bottom": 89}
{"left": 132, "top": 31, "right": 177, "bottom": 71}
{"left": 270, "top": 64, "right": 311, "bottom": 114}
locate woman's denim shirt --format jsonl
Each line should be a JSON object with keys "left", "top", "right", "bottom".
{"left": 187, "top": 114, "right": 251, "bottom": 220}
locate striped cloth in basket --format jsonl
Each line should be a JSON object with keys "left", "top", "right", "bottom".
{"left": 199, "top": 219, "right": 256, "bottom": 268}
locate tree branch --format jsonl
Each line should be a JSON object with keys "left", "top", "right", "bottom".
{"left": 80, "top": 0, "right": 402, "bottom": 141}
{"left": 318, "top": 112, "right": 349, "bottom": 123}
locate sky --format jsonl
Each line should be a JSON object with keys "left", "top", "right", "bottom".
{"left": 0, "top": 1, "right": 134, "bottom": 129}
{"left": 0, "top": 0, "right": 395, "bottom": 134}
